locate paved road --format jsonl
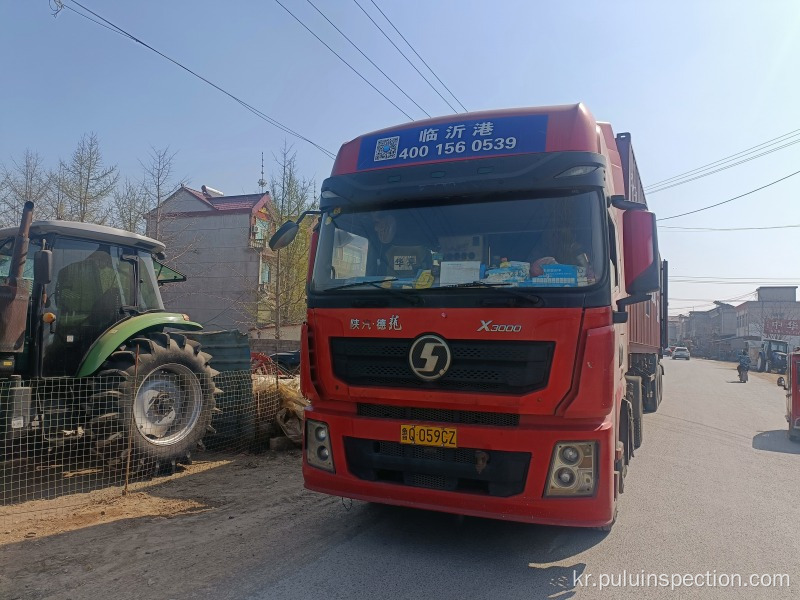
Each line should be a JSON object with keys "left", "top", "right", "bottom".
{"left": 227, "top": 358, "right": 799, "bottom": 600}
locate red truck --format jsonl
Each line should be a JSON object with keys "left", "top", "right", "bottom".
{"left": 778, "top": 353, "right": 800, "bottom": 442}
{"left": 271, "top": 103, "right": 666, "bottom": 528}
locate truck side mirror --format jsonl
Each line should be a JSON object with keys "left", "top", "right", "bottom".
{"left": 33, "top": 250, "right": 52, "bottom": 285}
{"left": 269, "top": 221, "right": 299, "bottom": 251}
{"left": 623, "top": 209, "right": 660, "bottom": 295}
{"left": 777, "top": 377, "right": 786, "bottom": 388}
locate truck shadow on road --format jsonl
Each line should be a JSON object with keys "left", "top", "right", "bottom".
{"left": 342, "top": 504, "right": 604, "bottom": 600}
{"left": 752, "top": 430, "right": 800, "bottom": 455}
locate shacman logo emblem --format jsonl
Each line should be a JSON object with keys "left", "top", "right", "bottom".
{"left": 408, "top": 334, "right": 452, "bottom": 381}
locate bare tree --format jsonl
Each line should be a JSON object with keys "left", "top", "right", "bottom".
{"left": 112, "top": 178, "right": 149, "bottom": 233}
{"left": 0, "top": 150, "right": 51, "bottom": 226}
{"left": 269, "top": 143, "right": 317, "bottom": 338}
{"left": 43, "top": 164, "right": 70, "bottom": 221}
{"left": 60, "top": 133, "right": 118, "bottom": 224}
{"left": 141, "top": 146, "right": 184, "bottom": 240}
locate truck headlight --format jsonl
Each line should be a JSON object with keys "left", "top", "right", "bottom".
{"left": 545, "top": 441, "right": 596, "bottom": 497}
{"left": 306, "top": 419, "right": 334, "bottom": 472}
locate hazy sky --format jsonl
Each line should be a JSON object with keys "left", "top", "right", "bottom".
{"left": 3, "top": 0, "right": 800, "bottom": 313}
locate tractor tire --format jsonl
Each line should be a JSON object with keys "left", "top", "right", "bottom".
{"left": 86, "top": 331, "right": 219, "bottom": 475}
{"left": 757, "top": 356, "right": 765, "bottom": 372}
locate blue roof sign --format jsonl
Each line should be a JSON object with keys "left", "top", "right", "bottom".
{"left": 356, "top": 114, "right": 548, "bottom": 171}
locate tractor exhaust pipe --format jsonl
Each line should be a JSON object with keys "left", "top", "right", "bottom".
{"left": 0, "top": 201, "right": 34, "bottom": 356}
{"left": 8, "top": 201, "right": 34, "bottom": 286}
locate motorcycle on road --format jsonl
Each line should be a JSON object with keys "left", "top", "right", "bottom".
{"left": 738, "top": 364, "right": 749, "bottom": 383}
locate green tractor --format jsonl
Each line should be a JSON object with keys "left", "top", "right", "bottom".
{"left": 0, "top": 202, "right": 218, "bottom": 473}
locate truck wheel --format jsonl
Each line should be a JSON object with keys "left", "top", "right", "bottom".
{"left": 632, "top": 387, "right": 644, "bottom": 450}
{"left": 87, "top": 332, "right": 219, "bottom": 474}
{"left": 757, "top": 356, "right": 765, "bottom": 372}
{"left": 644, "top": 372, "right": 661, "bottom": 413}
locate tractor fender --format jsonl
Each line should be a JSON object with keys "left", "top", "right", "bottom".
{"left": 76, "top": 313, "right": 203, "bottom": 377}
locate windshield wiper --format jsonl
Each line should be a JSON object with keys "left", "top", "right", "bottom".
{"left": 325, "top": 278, "right": 421, "bottom": 305}
{"left": 325, "top": 277, "right": 398, "bottom": 291}
{"left": 438, "top": 281, "right": 543, "bottom": 305}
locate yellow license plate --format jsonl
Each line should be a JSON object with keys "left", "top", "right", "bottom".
{"left": 400, "top": 425, "right": 457, "bottom": 448}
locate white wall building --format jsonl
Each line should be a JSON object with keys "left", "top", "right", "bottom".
{"left": 146, "top": 185, "right": 276, "bottom": 332}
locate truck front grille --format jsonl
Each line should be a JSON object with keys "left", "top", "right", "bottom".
{"left": 357, "top": 403, "right": 519, "bottom": 427}
{"left": 331, "top": 338, "right": 553, "bottom": 395}
{"left": 344, "top": 438, "right": 530, "bottom": 497}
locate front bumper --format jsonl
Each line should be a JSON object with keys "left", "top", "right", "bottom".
{"left": 302, "top": 406, "right": 616, "bottom": 528}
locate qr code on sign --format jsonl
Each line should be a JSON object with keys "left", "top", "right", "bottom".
{"left": 374, "top": 136, "right": 400, "bottom": 162}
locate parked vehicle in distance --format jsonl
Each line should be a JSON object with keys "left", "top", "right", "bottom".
{"left": 270, "top": 350, "right": 301, "bottom": 374}
{"left": 754, "top": 339, "right": 788, "bottom": 374}
{"left": 672, "top": 347, "right": 690, "bottom": 360}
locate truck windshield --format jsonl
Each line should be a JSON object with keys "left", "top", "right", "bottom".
{"left": 311, "top": 192, "right": 605, "bottom": 293}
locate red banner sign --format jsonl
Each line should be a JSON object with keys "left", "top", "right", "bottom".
{"left": 764, "top": 319, "right": 800, "bottom": 336}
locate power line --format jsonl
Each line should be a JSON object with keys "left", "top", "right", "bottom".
{"left": 273, "top": 0, "right": 414, "bottom": 120}
{"left": 670, "top": 279, "right": 800, "bottom": 287}
{"left": 645, "top": 127, "right": 800, "bottom": 190}
{"left": 646, "top": 137, "right": 800, "bottom": 194}
{"left": 663, "top": 223, "right": 800, "bottom": 232}
{"left": 656, "top": 168, "right": 800, "bottom": 221}
{"left": 303, "top": 0, "right": 431, "bottom": 119}
{"left": 353, "top": 0, "right": 460, "bottom": 114}
{"left": 368, "top": 0, "right": 468, "bottom": 112}
{"left": 671, "top": 275, "right": 800, "bottom": 280}
{"left": 55, "top": 1, "right": 337, "bottom": 159}
{"left": 667, "top": 291, "right": 756, "bottom": 313}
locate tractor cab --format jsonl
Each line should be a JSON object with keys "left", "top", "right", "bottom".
{"left": 0, "top": 221, "right": 172, "bottom": 377}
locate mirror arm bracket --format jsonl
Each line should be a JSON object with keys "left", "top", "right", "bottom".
{"left": 617, "top": 293, "right": 651, "bottom": 311}
{"left": 610, "top": 195, "right": 647, "bottom": 211}
{"left": 295, "top": 209, "right": 322, "bottom": 226}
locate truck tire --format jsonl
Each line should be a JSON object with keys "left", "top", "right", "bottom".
{"left": 643, "top": 371, "right": 661, "bottom": 413}
{"left": 87, "top": 332, "right": 219, "bottom": 474}
{"left": 632, "top": 386, "right": 644, "bottom": 450}
{"left": 757, "top": 355, "right": 765, "bottom": 372}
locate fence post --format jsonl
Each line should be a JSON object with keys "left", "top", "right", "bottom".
{"left": 122, "top": 345, "right": 139, "bottom": 496}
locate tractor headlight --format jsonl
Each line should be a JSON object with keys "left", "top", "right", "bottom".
{"left": 545, "top": 441, "right": 597, "bottom": 497}
{"left": 306, "top": 419, "right": 334, "bottom": 472}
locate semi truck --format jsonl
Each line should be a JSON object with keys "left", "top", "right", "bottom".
{"left": 271, "top": 103, "right": 666, "bottom": 528}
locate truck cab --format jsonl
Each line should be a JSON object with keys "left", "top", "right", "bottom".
{"left": 273, "top": 104, "right": 665, "bottom": 528}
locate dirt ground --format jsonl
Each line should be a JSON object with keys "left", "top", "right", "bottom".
{"left": 0, "top": 449, "right": 366, "bottom": 600}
